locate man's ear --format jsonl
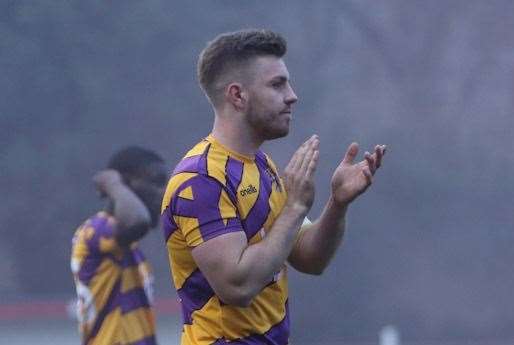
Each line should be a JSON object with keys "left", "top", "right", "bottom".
{"left": 226, "top": 82, "right": 246, "bottom": 111}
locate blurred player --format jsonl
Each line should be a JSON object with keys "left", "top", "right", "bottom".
{"left": 71, "top": 147, "right": 167, "bottom": 345}
{"left": 161, "top": 29, "right": 386, "bottom": 344}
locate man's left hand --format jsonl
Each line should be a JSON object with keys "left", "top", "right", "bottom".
{"left": 330, "top": 143, "right": 386, "bottom": 206}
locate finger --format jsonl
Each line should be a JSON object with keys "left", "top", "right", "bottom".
{"left": 285, "top": 150, "right": 300, "bottom": 174}
{"left": 342, "top": 142, "right": 359, "bottom": 165}
{"left": 364, "top": 151, "right": 376, "bottom": 174}
{"left": 291, "top": 141, "right": 309, "bottom": 172}
{"left": 298, "top": 146, "right": 314, "bottom": 175}
{"left": 362, "top": 166, "right": 373, "bottom": 185}
{"left": 285, "top": 140, "right": 307, "bottom": 173}
{"left": 299, "top": 137, "right": 319, "bottom": 173}
{"left": 374, "top": 145, "right": 382, "bottom": 168}
{"left": 306, "top": 150, "right": 319, "bottom": 179}
{"left": 293, "top": 135, "right": 317, "bottom": 172}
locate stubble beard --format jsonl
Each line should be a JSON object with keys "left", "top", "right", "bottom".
{"left": 246, "top": 102, "right": 290, "bottom": 141}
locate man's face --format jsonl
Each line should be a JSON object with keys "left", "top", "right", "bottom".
{"left": 129, "top": 161, "right": 168, "bottom": 227}
{"left": 244, "top": 56, "right": 298, "bottom": 140}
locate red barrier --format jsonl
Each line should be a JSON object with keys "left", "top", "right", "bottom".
{"left": 0, "top": 297, "right": 180, "bottom": 321}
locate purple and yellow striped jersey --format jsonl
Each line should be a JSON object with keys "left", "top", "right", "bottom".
{"left": 161, "top": 135, "right": 290, "bottom": 344}
{"left": 71, "top": 211, "right": 157, "bottom": 345}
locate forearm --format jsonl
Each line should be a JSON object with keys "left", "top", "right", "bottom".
{"left": 209, "top": 204, "right": 307, "bottom": 305}
{"left": 291, "top": 195, "right": 348, "bottom": 274}
{"left": 239, "top": 205, "right": 306, "bottom": 284}
{"left": 106, "top": 183, "right": 151, "bottom": 242}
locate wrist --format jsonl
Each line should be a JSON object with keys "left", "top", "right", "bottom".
{"left": 328, "top": 194, "right": 349, "bottom": 212}
{"left": 283, "top": 202, "right": 310, "bottom": 218}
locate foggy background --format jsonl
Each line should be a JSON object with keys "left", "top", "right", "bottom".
{"left": 2, "top": 0, "right": 514, "bottom": 344}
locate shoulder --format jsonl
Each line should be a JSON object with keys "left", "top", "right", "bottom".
{"left": 167, "top": 138, "right": 235, "bottom": 193}
{"left": 89, "top": 212, "right": 117, "bottom": 236}
{"left": 255, "top": 150, "right": 281, "bottom": 178}
{"left": 258, "top": 151, "right": 277, "bottom": 169}
{"left": 72, "top": 212, "right": 119, "bottom": 254}
{"left": 162, "top": 139, "right": 236, "bottom": 212}
{"left": 163, "top": 139, "right": 211, "bottom": 203}
{"left": 171, "top": 139, "right": 211, "bottom": 175}
{"left": 73, "top": 212, "right": 116, "bottom": 240}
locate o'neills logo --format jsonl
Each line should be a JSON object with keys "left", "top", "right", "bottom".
{"left": 239, "top": 184, "right": 257, "bottom": 197}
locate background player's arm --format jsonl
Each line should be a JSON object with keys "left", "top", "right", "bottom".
{"left": 192, "top": 136, "right": 319, "bottom": 307}
{"left": 288, "top": 143, "right": 386, "bottom": 275}
{"left": 94, "top": 170, "right": 151, "bottom": 247}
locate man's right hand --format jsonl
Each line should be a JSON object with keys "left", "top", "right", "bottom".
{"left": 93, "top": 169, "right": 124, "bottom": 198}
{"left": 282, "top": 135, "right": 320, "bottom": 213}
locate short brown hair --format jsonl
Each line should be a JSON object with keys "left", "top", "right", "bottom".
{"left": 197, "top": 29, "right": 287, "bottom": 106}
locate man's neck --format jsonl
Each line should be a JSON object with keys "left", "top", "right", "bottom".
{"left": 211, "top": 110, "right": 263, "bottom": 156}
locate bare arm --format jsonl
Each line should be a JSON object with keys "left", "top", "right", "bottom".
{"left": 94, "top": 170, "right": 151, "bottom": 247}
{"left": 192, "top": 136, "right": 319, "bottom": 307}
{"left": 289, "top": 198, "right": 347, "bottom": 275}
{"left": 288, "top": 143, "right": 386, "bottom": 275}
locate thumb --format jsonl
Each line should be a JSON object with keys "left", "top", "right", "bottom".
{"left": 342, "top": 142, "right": 359, "bottom": 165}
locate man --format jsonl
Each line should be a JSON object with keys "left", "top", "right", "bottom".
{"left": 161, "top": 29, "right": 386, "bottom": 344}
{"left": 71, "top": 147, "right": 168, "bottom": 345}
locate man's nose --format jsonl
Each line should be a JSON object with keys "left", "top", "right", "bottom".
{"left": 285, "top": 85, "right": 298, "bottom": 105}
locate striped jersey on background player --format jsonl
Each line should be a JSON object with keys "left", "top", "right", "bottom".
{"left": 71, "top": 147, "right": 168, "bottom": 345}
{"left": 71, "top": 212, "right": 156, "bottom": 345}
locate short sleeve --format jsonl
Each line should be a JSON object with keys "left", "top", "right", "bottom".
{"left": 171, "top": 174, "right": 243, "bottom": 247}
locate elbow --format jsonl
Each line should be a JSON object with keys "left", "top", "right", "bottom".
{"left": 221, "top": 295, "right": 253, "bottom": 308}
{"left": 119, "top": 219, "right": 151, "bottom": 233}
{"left": 127, "top": 210, "right": 152, "bottom": 230}
{"left": 296, "top": 262, "right": 327, "bottom": 276}
{"left": 309, "top": 259, "right": 332, "bottom": 275}
{"left": 308, "top": 266, "right": 325, "bottom": 276}
{"left": 115, "top": 222, "right": 151, "bottom": 246}
{"left": 133, "top": 215, "right": 152, "bottom": 228}
{"left": 134, "top": 219, "right": 152, "bottom": 229}
{"left": 216, "top": 286, "right": 254, "bottom": 308}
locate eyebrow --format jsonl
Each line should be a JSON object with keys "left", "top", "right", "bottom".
{"left": 270, "top": 75, "right": 288, "bottom": 83}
